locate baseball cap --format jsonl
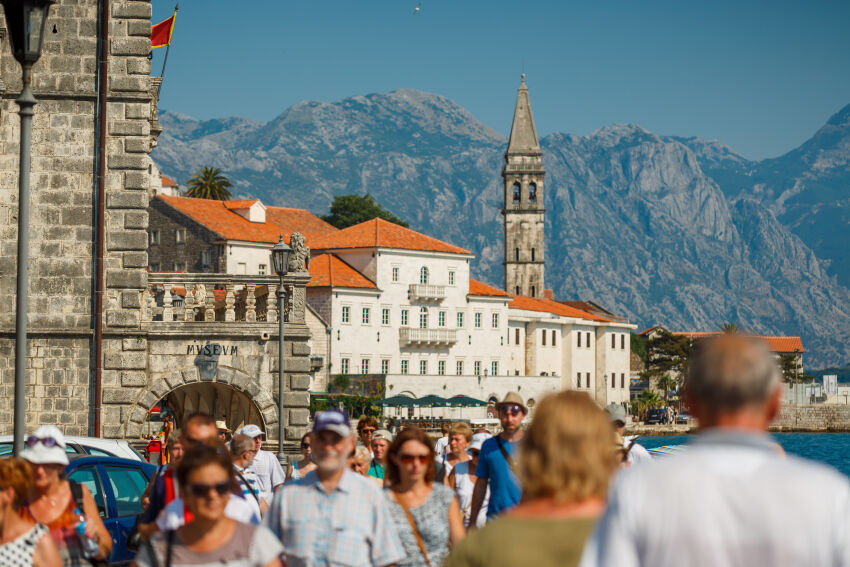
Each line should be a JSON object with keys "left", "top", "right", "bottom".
{"left": 468, "top": 432, "right": 492, "bottom": 452}
{"left": 237, "top": 424, "right": 264, "bottom": 438}
{"left": 606, "top": 403, "right": 627, "bottom": 424}
{"left": 312, "top": 410, "right": 351, "bottom": 437}
{"left": 372, "top": 429, "right": 393, "bottom": 442}
{"left": 20, "top": 425, "right": 69, "bottom": 466}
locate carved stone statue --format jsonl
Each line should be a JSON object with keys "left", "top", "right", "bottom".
{"left": 288, "top": 232, "right": 310, "bottom": 272}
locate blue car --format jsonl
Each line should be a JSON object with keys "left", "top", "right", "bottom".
{"left": 65, "top": 455, "right": 157, "bottom": 566}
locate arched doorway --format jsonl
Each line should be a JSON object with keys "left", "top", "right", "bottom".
{"left": 160, "top": 382, "right": 264, "bottom": 434}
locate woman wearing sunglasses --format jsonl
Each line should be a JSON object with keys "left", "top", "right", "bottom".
{"left": 0, "top": 458, "right": 61, "bottom": 567}
{"left": 285, "top": 434, "right": 316, "bottom": 482}
{"left": 385, "top": 427, "right": 465, "bottom": 567}
{"left": 134, "top": 442, "right": 283, "bottom": 567}
{"left": 20, "top": 425, "right": 112, "bottom": 566}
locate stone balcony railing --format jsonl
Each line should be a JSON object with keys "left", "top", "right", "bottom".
{"left": 399, "top": 327, "right": 457, "bottom": 346}
{"left": 408, "top": 284, "right": 446, "bottom": 301}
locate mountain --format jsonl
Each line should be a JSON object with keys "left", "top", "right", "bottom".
{"left": 152, "top": 91, "right": 850, "bottom": 367}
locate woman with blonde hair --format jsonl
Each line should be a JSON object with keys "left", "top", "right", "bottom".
{"left": 444, "top": 391, "right": 619, "bottom": 567}
{"left": 0, "top": 458, "right": 60, "bottom": 567}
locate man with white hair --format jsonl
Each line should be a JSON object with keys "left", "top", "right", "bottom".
{"left": 238, "top": 424, "right": 285, "bottom": 506}
{"left": 580, "top": 334, "right": 850, "bottom": 567}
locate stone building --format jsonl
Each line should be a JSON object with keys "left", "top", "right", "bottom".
{"left": 0, "top": 1, "right": 311, "bottom": 454}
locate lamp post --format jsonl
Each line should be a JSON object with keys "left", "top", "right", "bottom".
{"left": 1, "top": 0, "right": 55, "bottom": 456}
{"left": 271, "top": 236, "right": 292, "bottom": 465}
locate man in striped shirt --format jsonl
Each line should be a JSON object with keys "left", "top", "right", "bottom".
{"left": 231, "top": 433, "right": 267, "bottom": 518}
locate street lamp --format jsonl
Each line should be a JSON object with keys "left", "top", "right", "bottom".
{"left": 271, "top": 236, "right": 291, "bottom": 465}
{"left": 1, "top": 0, "right": 56, "bottom": 456}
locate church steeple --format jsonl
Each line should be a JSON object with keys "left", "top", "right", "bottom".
{"left": 502, "top": 74, "right": 545, "bottom": 298}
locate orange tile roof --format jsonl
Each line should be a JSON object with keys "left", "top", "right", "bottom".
{"left": 161, "top": 175, "right": 178, "bottom": 187}
{"left": 224, "top": 199, "right": 260, "bottom": 209}
{"left": 468, "top": 279, "right": 510, "bottom": 297}
{"left": 309, "top": 218, "right": 470, "bottom": 255}
{"left": 308, "top": 254, "right": 377, "bottom": 289}
{"left": 157, "top": 195, "right": 281, "bottom": 243}
{"left": 509, "top": 295, "right": 610, "bottom": 322}
{"left": 266, "top": 207, "right": 339, "bottom": 244}
{"left": 672, "top": 332, "right": 804, "bottom": 353}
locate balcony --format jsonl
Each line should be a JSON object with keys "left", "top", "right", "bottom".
{"left": 408, "top": 284, "right": 446, "bottom": 301}
{"left": 399, "top": 327, "right": 457, "bottom": 346}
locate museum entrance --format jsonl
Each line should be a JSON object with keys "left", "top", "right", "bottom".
{"left": 160, "top": 382, "right": 264, "bottom": 433}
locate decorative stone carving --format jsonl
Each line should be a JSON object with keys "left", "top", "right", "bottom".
{"left": 287, "top": 232, "right": 310, "bottom": 272}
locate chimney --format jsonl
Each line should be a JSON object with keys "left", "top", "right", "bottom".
{"left": 543, "top": 289, "right": 554, "bottom": 300}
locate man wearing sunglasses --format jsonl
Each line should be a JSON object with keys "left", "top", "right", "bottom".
{"left": 264, "top": 410, "right": 405, "bottom": 567}
{"left": 469, "top": 392, "right": 526, "bottom": 525}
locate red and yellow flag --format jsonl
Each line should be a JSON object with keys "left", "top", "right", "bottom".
{"left": 151, "top": 10, "right": 177, "bottom": 49}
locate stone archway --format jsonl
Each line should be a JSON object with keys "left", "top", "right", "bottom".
{"left": 164, "top": 382, "right": 262, "bottom": 434}
{"left": 122, "top": 365, "right": 278, "bottom": 439}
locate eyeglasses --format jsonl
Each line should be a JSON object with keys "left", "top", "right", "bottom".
{"left": 398, "top": 454, "right": 430, "bottom": 465}
{"left": 188, "top": 481, "right": 231, "bottom": 498}
{"left": 499, "top": 405, "right": 523, "bottom": 416}
{"left": 301, "top": 442, "right": 311, "bottom": 449}
{"left": 25, "top": 436, "right": 60, "bottom": 449}
{"left": 361, "top": 428, "right": 375, "bottom": 434}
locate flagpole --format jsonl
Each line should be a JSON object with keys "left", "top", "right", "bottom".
{"left": 157, "top": 4, "right": 178, "bottom": 97}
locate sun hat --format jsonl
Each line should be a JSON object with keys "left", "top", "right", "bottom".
{"left": 606, "top": 403, "right": 628, "bottom": 424}
{"left": 237, "top": 424, "right": 264, "bottom": 438}
{"left": 468, "top": 432, "right": 492, "bottom": 452}
{"left": 496, "top": 391, "right": 527, "bottom": 413}
{"left": 372, "top": 429, "right": 393, "bottom": 442}
{"left": 215, "top": 420, "right": 230, "bottom": 432}
{"left": 312, "top": 410, "right": 352, "bottom": 437}
{"left": 20, "top": 425, "right": 69, "bottom": 466}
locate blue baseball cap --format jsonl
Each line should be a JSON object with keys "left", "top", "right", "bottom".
{"left": 312, "top": 410, "right": 351, "bottom": 437}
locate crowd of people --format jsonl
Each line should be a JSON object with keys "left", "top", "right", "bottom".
{"left": 1, "top": 334, "right": 849, "bottom": 566}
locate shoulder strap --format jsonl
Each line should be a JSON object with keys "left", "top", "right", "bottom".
{"left": 235, "top": 469, "right": 261, "bottom": 507}
{"left": 494, "top": 436, "right": 518, "bottom": 475}
{"left": 391, "top": 491, "right": 432, "bottom": 567}
{"left": 144, "top": 537, "right": 162, "bottom": 567}
{"left": 165, "top": 529, "right": 176, "bottom": 567}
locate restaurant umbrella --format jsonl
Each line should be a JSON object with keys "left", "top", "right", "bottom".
{"left": 446, "top": 394, "right": 488, "bottom": 419}
{"left": 416, "top": 395, "right": 450, "bottom": 418}
{"left": 379, "top": 394, "right": 417, "bottom": 407}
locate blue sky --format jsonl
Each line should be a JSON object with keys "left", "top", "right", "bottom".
{"left": 151, "top": 0, "right": 850, "bottom": 160}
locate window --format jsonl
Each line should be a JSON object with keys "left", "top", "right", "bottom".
{"left": 419, "top": 307, "right": 428, "bottom": 329}
{"left": 381, "top": 359, "right": 389, "bottom": 374}
{"left": 473, "top": 361, "right": 482, "bottom": 376}
{"left": 531, "top": 286, "right": 536, "bottom": 298}
{"left": 438, "top": 311, "right": 446, "bottom": 327}
{"left": 200, "top": 250, "right": 210, "bottom": 268}
{"left": 611, "top": 374, "right": 615, "bottom": 388}
{"left": 438, "top": 360, "right": 446, "bottom": 375}
{"left": 552, "top": 330, "right": 556, "bottom": 346}
{"left": 149, "top": 230, "right": 159, "bottom": 245}
{"left": 392, "top": 267, "right": 399, "bottom": 282}
{"left": 361, "top": 359, "right": 370, "bottom": 375}
{"left": 149, "top": 262, "right": 160, "bottom": 272}
{"left": 341, "top": 306, "right": 351, "bottom": 324}
{"left": 491, "top": 361, "right": 499, "bottom": 376}
{"left": 612, "top": 334, "right": 616, "bottom": 349}
{"left": 621, "top": 334, "right": 625, "bottom": 350}
{"left": 401, "top": 360, "right": 409, "bottom": 374}
{"left": 419, "top": 360, "right": 428, "bottom": 375}
{"left": 576, "top": 372, "right": 582, "bottom": 389}
{"left": 456, "top": 361, "right": 464, "bottom": 376}
{"left": 448, "top": 271, "right": 455, "bottom": 285}
{"left": 515, "top": 286, "right": 520, "bottom": 295}
{"left": 542, "top": 330, "right": 547, "bottom": 346}
{"left": 173, "top": 262, "right": 186, "bottom": 272}
{"left": 103, "top": 465, "right": 149, "bottom": 516}
{"left": 401, "top": 309, "right": 409, "bottom": 326}
{"left": 515, "top": 328, "right": 520, "bottom": 344}
{"left": 362, "top": 307, "right": 370, "bottom": 325}
{"left": 515, "top": 248, "right": 519, "bottom": 261}
{"left": 587, "top": 332, "right": 591, "bottom": 346}
{"left": 577, "top": 332, "right": 582, "bottom": 348}
{"left": 258, "top": 264, "right": 267, "bottom": 275}
{"left": 419, "top": 266, "right": 429, "bottom": 284}
{"left": 457, "top": 312, "right": 464, "bottom": 328}
{"left": 512, "top": 182, "right": 520, "bottom": 202}
{"left": 531, "top": 248, "right": 535, "bottom": 262}
{"left": 491, "top": 313, "right": 499, "bottom": 329}
{"left": 621, "top": 373, "right": 625, "bottom": 389}
{"left": 68, "top": 467, "right": 107, "bottom": 518}
{"left": 474, "top": 312, "right": 482, "bottom": 328}
{"left": 175, "top": 229, "right": 185, "bottom": 244}
{"left": 382, "top": 308, "right": 390, "bottom": 326}
{"left": 340, "top": 359, "right": 350, "bottom": 374}
{"left": 529, "top": 182, "right": 537, "bottom": 203}
{"left": 586, "top": 372, "right": 591, "bottom": 388}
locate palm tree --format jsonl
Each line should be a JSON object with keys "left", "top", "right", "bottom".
{"left": 635, "top": 389, "right": 662, "bottom": 421}
{"left": 721, "top": 322, "right": 740, "bottom": 334}
{"left": 184, "top": 167, "right": 232, "bottom": 200}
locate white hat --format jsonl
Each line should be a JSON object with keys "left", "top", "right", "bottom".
{"left": 468, "top": 432, "right": 492, "bottom": 452}
{"left": 237, "top": 424, "right": 264, "bottom": 438}
{"left": 20, "top": 425, "right": 69, "bottom": 466}
{"left": 215, "top": 420, "right": 230, "bottom": 432}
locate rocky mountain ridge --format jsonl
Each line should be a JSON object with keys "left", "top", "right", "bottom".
{"left": 152, "top": 91, "right": 850, "bottom": 367}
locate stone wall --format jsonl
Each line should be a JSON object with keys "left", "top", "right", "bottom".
{"left": 771, "top": 405, "right": 850, "bottom": 432}
{"left": 148, "top": 197, "right": 221, "bottom": 272}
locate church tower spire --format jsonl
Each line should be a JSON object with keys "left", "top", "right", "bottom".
{"left": 502, "top": 74, "right": 545, "bottom": 298}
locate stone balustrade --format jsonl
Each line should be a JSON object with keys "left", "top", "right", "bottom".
{"left": 408, "top": 283, "right": 446, "bottom": 301}
{"left": 399, "top": 327, "right": 458, "bottom": 346}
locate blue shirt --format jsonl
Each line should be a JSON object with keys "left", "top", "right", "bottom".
{"left": 475, "top": 435, "right": 521, "bottom": 519}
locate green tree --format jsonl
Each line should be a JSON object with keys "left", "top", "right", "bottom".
{"left": 321, "top": 194, "right": 408, "bottom": 229}
{"left": 630, "top": 333, "right": 648, "bottom": 363}
{"left": 184, "top": 166, "right": 232, "bottom": 200}
{"left": 633, "top": 389, "right": 663, "bottom": 421}
{"left": 721, "top": 322, "right": 741, "bottom": 334}
{"left": 656, "top": 375, "right": 678, "bottom": 404}
{"left": 778, "top": 353, "right": 802, "bottom": 382}
{"left": 641, "top": 328, "right": 693, "bottom": 399}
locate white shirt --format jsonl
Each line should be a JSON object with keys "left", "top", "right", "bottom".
{"left": 580, "top": 430, "right": 850, "bottom": 567}
{"left": 248, "top": 449, "right": 285, "bottom": 504}
{"left": 623, "top": 437, "right": 652, "bottom": 465}
{"left": 452, "top": 460, "right": 488, "bottom": 528}
{"left": 434, "top": 436, "right": 449, "bottom": 458}
{"left": 156, "top": 494, "right": 260, "bottom": 531}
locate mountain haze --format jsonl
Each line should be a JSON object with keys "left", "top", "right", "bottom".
{"left": 152, "top": 91, "right": 850, "bottom": 367}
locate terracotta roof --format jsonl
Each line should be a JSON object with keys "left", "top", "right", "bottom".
{"left": 224, "top": 199, "right": 260, "bottom": 209}
{"left": 468, "top": 279, "right": 510, "bottom": 297}
{"left": 161, "top": 175, "right": 178, "bottom": 187}
{"left": 308, "top": 254, "right": 377, "bottom": 289}
{"left": 266, "top": 207, "right": 339, "bottom": 244}
{"left": 672, "top": 332, "right": 804, "bottom": 353}
{"left": 310, "top": 218, "right": 470, "bottom": 255}
{"left": 509, "top": 295, "right": 610, "bottom": 322}
{"left": 638, "top": 325, "right": 662, "bottom": 336}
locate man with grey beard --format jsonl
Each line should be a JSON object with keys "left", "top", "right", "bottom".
{"left": 264, "top": 410, "right": 406, "bottom": 567}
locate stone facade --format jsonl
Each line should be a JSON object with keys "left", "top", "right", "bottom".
{"left": 147, "top": 197, "right": 222, "bottom": 272}
{"left": 771, "top": 404, "right": 850, "bottom": 432}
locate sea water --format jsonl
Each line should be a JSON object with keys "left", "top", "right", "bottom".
{"left": 639, "top": 432, "right": 850, "bottom": 476}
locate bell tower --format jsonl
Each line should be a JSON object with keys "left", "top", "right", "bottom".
{"left": 502, "top": 74, "right": 545, "bottom": 298}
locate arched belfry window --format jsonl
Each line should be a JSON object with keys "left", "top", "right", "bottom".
{"left": 419, "top": 266, "right": 429, "bottom": 284}
{"left": 531, "top": 285, "right": 536, "bottom": 298}
{"left": 515, "top": 286, "right": 520, "bottom": 295}
{"left": 531, "top": 248, "right": 535, "bottom": 262}
{"left": 419, "top": 307, "right": 428, "bottom": 329}
{"left": 512, "top": 182, "right": 521, "bottom": 203}
{"left": 515, "top": 248, "right": 519, "bottom": 261}
{"left": 529, "top": 183, "right": 537, "bottom": 203}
